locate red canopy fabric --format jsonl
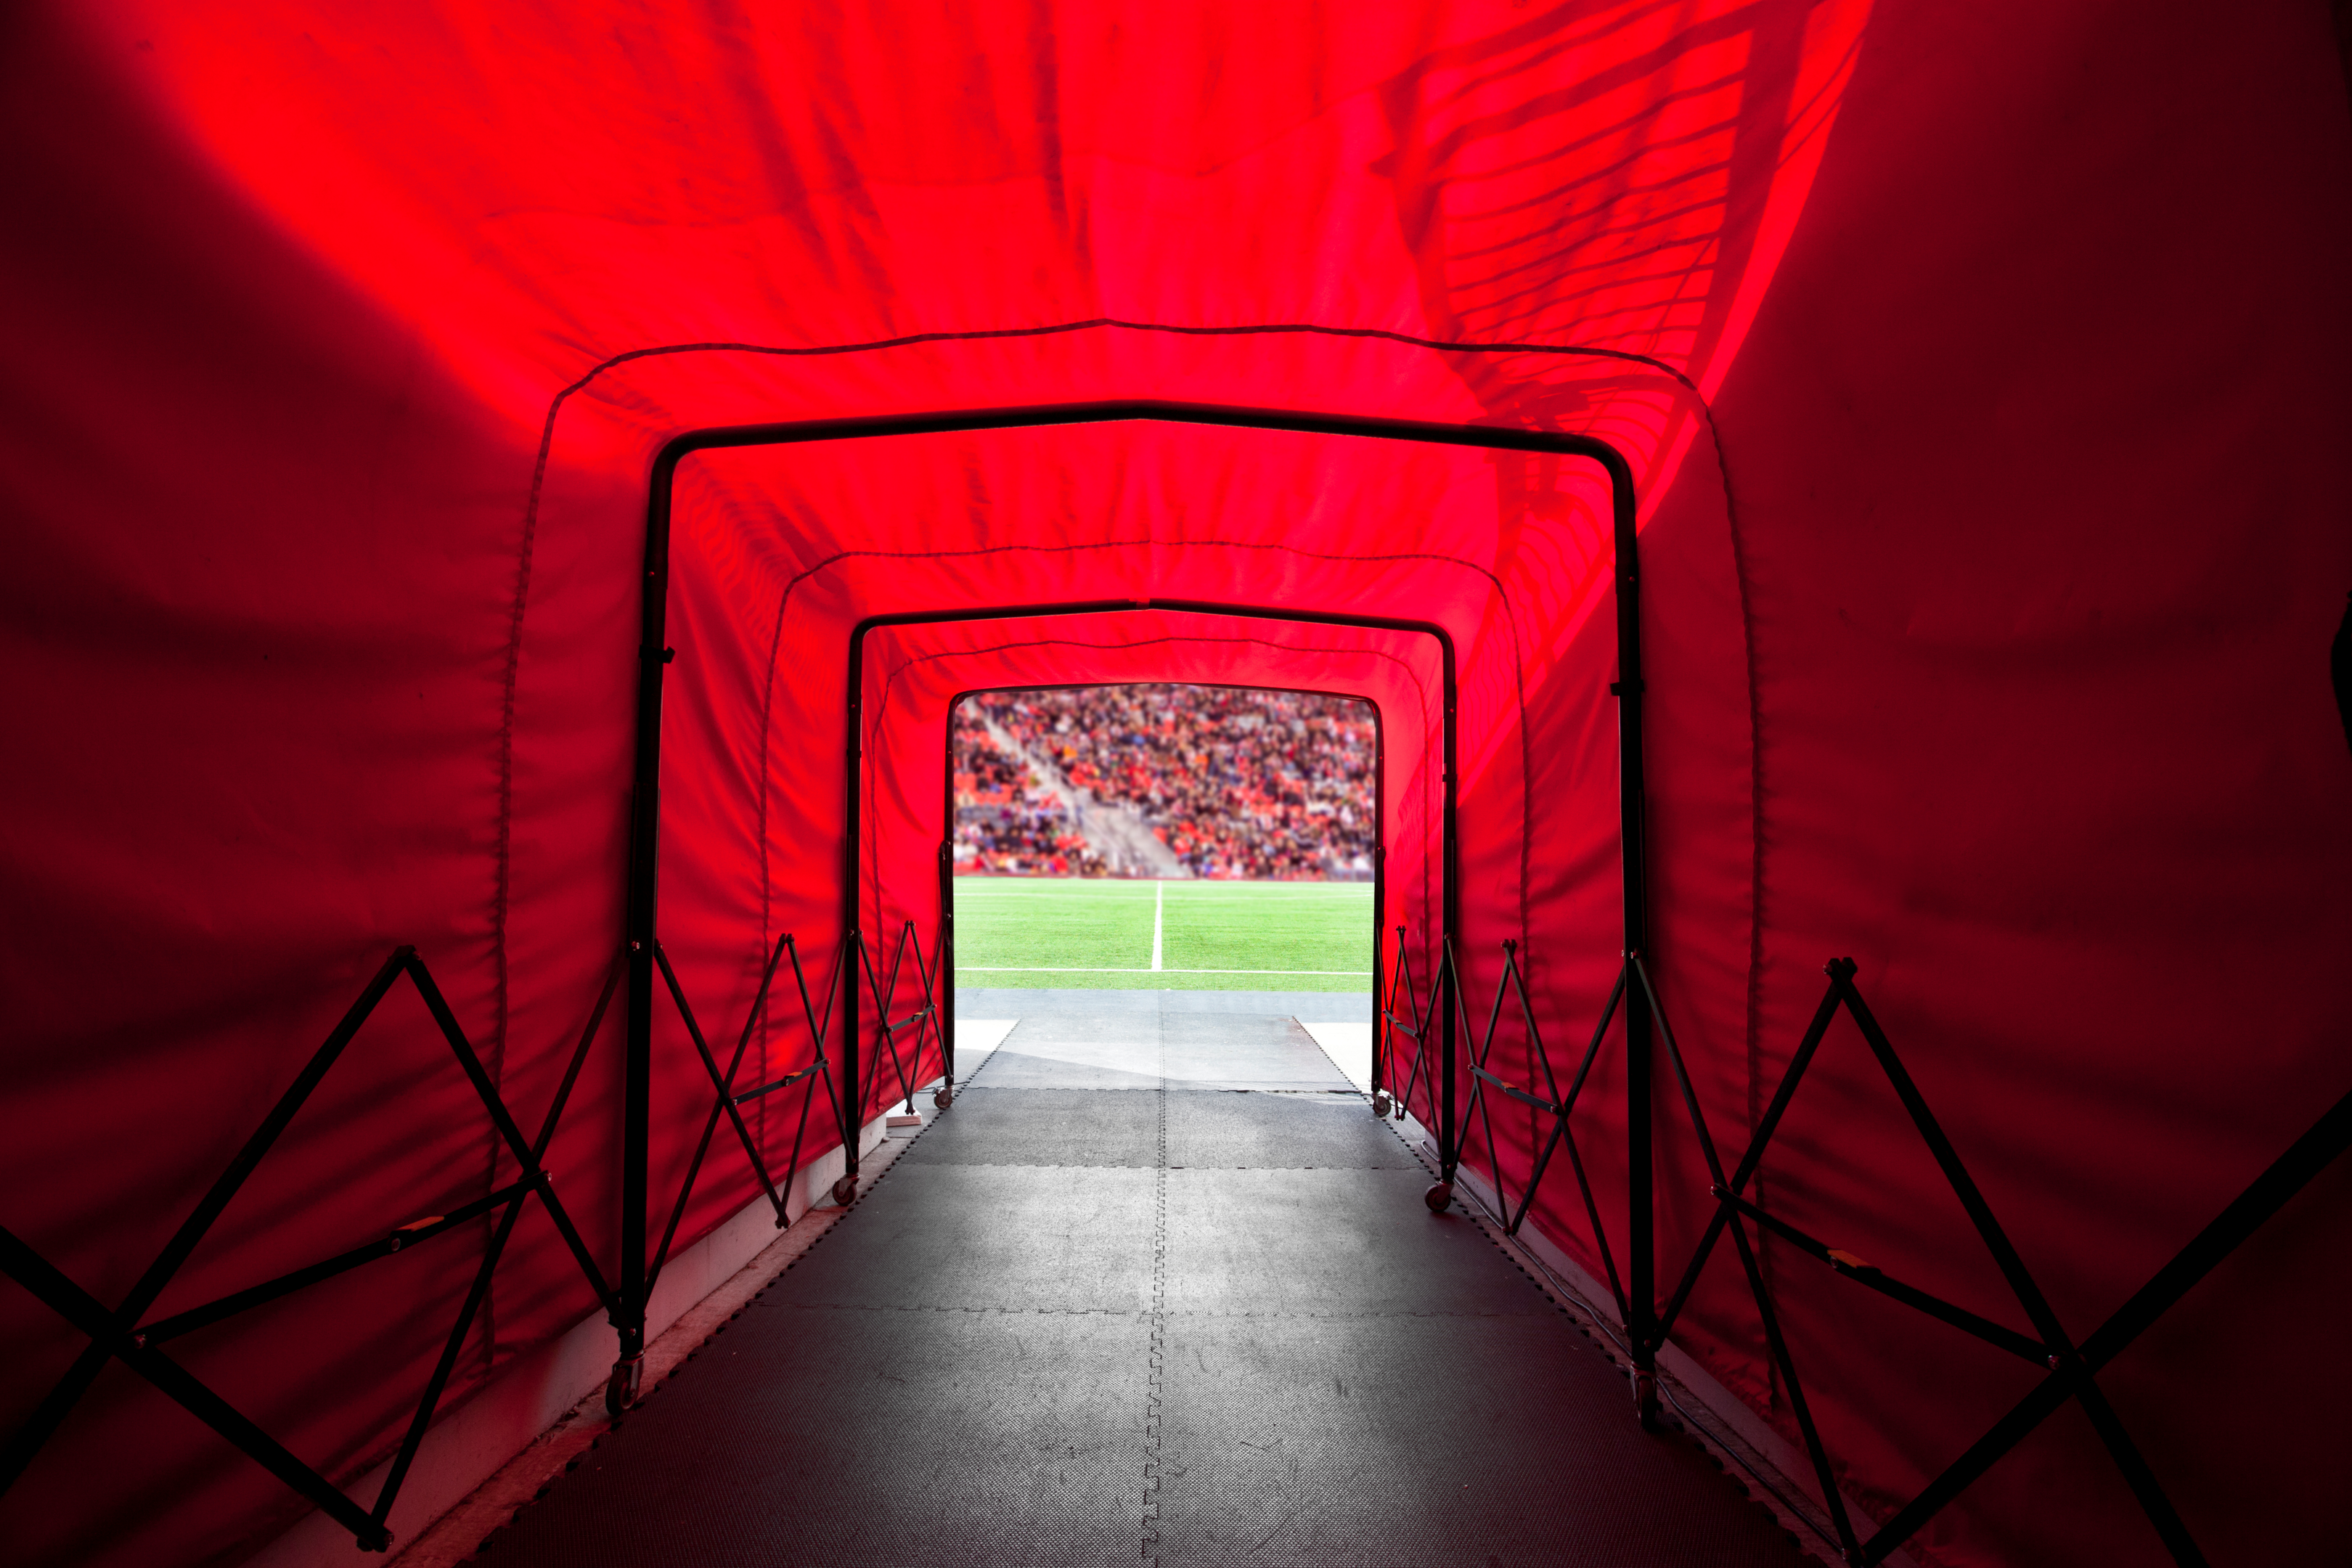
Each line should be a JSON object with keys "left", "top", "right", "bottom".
{"left": 4, "top": 3, "right": 2349, "bottom": 1565}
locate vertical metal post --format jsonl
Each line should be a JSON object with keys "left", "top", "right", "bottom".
{"left": 611, "top": 445, "right": 685, "bottom": 1415}
{"left": 841, "top": 627, "right": 866, "bottom": 1191}
{"left": 1601, "top": 448, "right": 1658, "bottom": 1427}
{"left": 1437, "top": 661, "right": 1460, "bottom": 1188}
{"left": 940, "top": 696, "right": 970, "bottom": 1106}
{"left": 939, "top": 837, "right": 956, "bottom": 1097}
{"left": 840, "top": 929, "right": 861, "bottom": 1185}
{"left": 1370, "top": 702, "right": 1387, "bottom": 1108}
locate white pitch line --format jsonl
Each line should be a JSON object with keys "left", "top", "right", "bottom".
{"left": 1151, "top": 878, "right": 1164, "bottom": 971}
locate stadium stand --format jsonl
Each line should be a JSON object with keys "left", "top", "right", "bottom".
{"left": 950, "top": 706, "right": 1107, "bottom": 875}
{"left": 955, "top": 685, "right": 1375, "bottom": 879}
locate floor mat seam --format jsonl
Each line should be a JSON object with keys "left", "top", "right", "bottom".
{"left": 1141, "top": 1073, "right": 1168, "bottom": 1567}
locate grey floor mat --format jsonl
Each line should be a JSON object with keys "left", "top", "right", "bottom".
{"left": 902, "top": 1087, "right": 1165, "bottom": 1167}
{"left": 1164, "top": 1092, "right": 1417, "bottom": 1170}
{"left": 1161, "top": 1169, "right": 1549, "bottom": 1319}
{"left": 766, "top": 1161, "right": 1158, "bottom": 1314}
{"left": 479, "top": 1013, "right": 1807, "bottom": 1568}
{"left": 905, "top": 1090, "right": 1413, "bottom": 1172}
{"left": 480, "top": 1305, "right": 1151, "bottom": 1567}
{"left": 1159, "top": 1312, "right": 1786, "bottom": 1566}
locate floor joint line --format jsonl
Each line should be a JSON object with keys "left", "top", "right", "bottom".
{"left": 1142, "top": 1071, "right": 1168, "bottom": 1567}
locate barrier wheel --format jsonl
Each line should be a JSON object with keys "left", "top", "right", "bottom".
{"left": 1424, "top": 1180, "right": 1453, "bottom": 1213}
{"left": 604, "top": 1355, "right": 642, "bottom": 1416}
{"left": 830, "top": 1173, "right": 859, "bottom": 1206}
{"left": 933, "top": 1087, "right": 953, "bottom": 1109}
{"left": 1371, "top": 1091, "right": 1392, "bottom": 1117}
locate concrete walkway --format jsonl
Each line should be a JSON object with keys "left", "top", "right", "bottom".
{"left": 471, "top": 1011, "right": 1807, "bottom": 1567}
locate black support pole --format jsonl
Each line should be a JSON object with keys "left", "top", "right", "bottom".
{"left": 610, "top": 444, "right": 681, "bottom": 1416}
{"left": 941, "top": 698, "right": 968, "bottom": 1103}
{"left": 1370, "top": 701, "right": 1387, "bottom": 1111}
{"left": 939, "top": 836, "right": 955, "bottom": 1102}
{"left": 1437, "top": 665, "right": 1461, "bottom": 1191}
{"left": 875, "top": 600, "right": 1453, "bottom": 1193}
{"left": 842, "top": 627, "right": 865, "bottom": 1193}
{"left": 1597, "top": 444, "right": 1657, "bottom": 1427}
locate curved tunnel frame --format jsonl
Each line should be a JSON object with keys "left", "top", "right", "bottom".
{"left": 855, "top": 600, "right": 1438, "bottom": 1173}
{"left": 933, "top": 675, "right": 1389, "bottom": 1112}
{"left": 624, "top": 401, "right": 1644, "bottom": 1411}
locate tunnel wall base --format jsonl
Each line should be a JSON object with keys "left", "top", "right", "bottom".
{"left": 245, "top": 1113, "right": 893, "bottom": 1568}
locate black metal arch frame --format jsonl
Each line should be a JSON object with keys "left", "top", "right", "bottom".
{"left": 854, "top": 603, "right": 1455, "bottom": 1250}
{"left": 931, "top": 674, "right": 1394, "bottom": 1106}
{"left": 625, "top": 400, "right": 1648, "bottom": 1410}
{"left": 4, "top": 399, "right": 2336, "bottom": 1566}
{"left": 865, "top": 608, "right": 1424, "bottom": 1146}
{"left": 856, "top": 611, "right": 1420, "bottom": 1151}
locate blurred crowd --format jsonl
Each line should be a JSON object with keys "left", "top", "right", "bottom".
{"left": 950, "top": 708, "right": 1108, "bottom": 876}
{"left": 952, "top": 685, "right": 1375, "bottom": 880}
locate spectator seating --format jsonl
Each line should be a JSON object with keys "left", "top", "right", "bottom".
{"left": 954, "top": 685, "right": 1375, "bottom": 879}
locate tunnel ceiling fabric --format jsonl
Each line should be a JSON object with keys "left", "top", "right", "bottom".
{"left": 4, "top": 4, "right": 2351, "bottom": 1567}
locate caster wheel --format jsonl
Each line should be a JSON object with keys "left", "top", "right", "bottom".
{"left": 1371, "top": 1091, "right": 1392, "bottom": 1117}
{"left": 1424, "top": 1180, "right": 1453, "bottom": 1213}
{"left": 830, "top": 1174, "right": 859, "bottom": 1206}
{"left": 604, "top": 1355, "right": 642, "bottom": 1416}
{"left": 933, "top": 1087, "right": 953, "bottom": 1109}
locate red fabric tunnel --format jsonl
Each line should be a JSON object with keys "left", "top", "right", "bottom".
{"left": 2, "top": 3, "right": 2349, "bottom": 1567}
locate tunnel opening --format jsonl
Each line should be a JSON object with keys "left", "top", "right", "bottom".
{"left": 947, "top": 682, "right": 1379, "bottom": 986}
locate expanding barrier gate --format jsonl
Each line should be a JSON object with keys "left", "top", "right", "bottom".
{"left": 0, "top": 918, "right": 951, "bottom": 1555}
{"left": 1373, "top": 934, "right": 2352, "bottom": 1568}
{"left": 4, "top": 402, "right": 2348, "bottom": 1568}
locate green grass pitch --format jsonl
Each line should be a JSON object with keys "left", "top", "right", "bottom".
{"left": 952, "top": 878, "right": 1374, "bottom": 991}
